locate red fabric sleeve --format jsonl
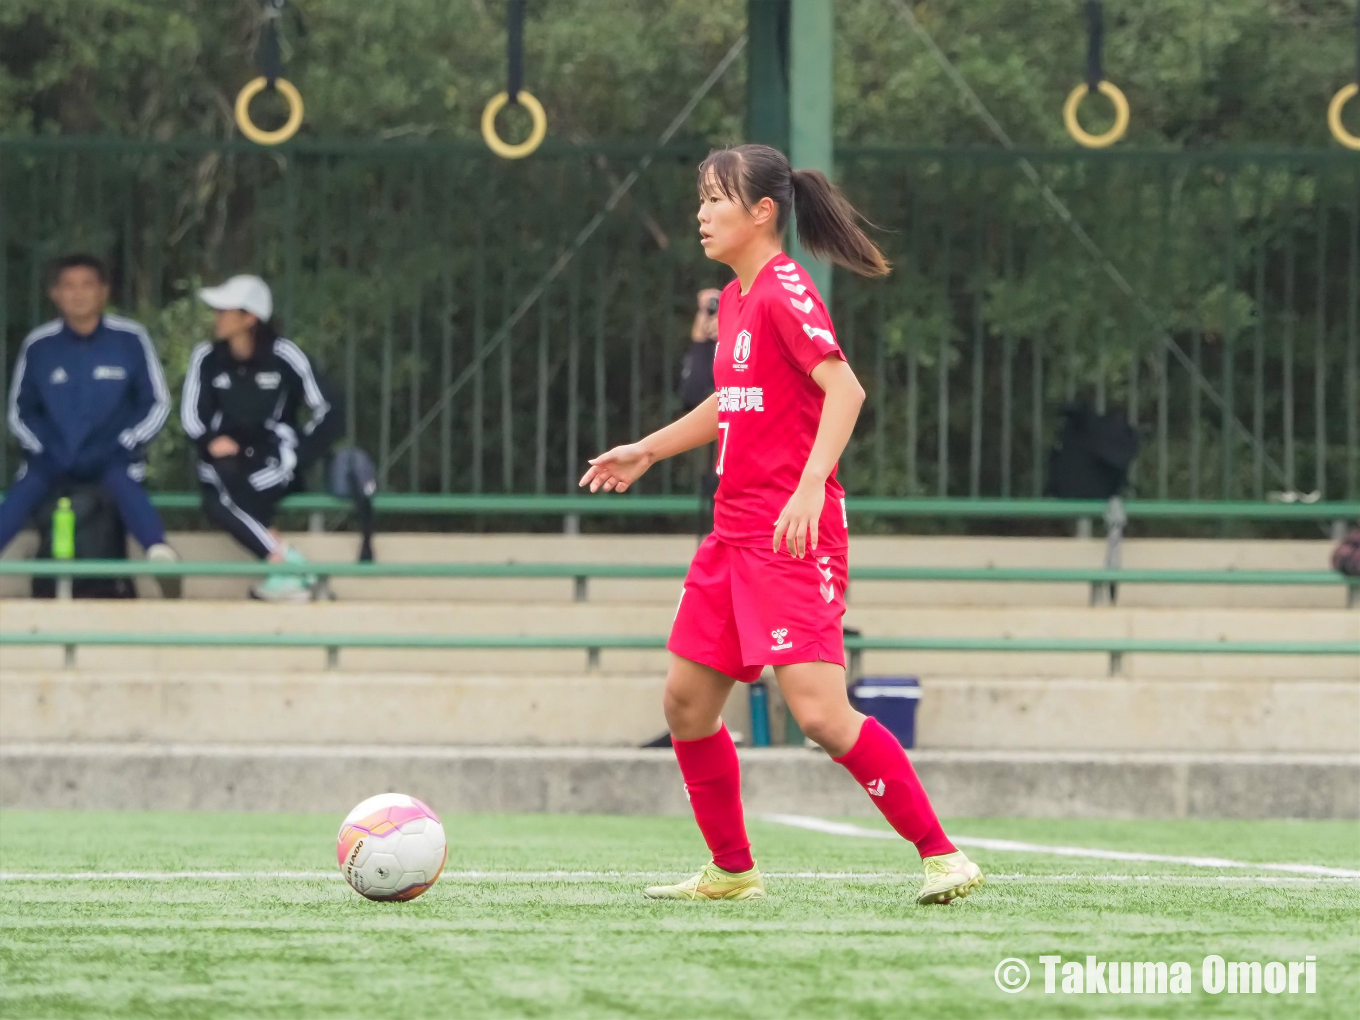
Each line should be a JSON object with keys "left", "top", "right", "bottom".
{"left": 765, "top": 273, "right": 846, "bottom": 376}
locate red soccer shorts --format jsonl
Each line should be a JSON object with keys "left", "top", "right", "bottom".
{"left": 667, "top": 533, "right": 848, "bottom": 682}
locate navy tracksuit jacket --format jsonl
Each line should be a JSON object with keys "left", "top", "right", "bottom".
{"left": 8, "top": 315, "right": 170, "bottom": 474}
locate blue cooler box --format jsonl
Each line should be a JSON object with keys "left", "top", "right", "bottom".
{"left": 850, "top": 676, "right": 921, "bottom": 748}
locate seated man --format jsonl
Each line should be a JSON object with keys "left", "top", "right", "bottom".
{"left": 183, "top": 275, "right": 342, "bottom": 601}
{"left": 2, "top": 254, "right": 179, "bottom": 596}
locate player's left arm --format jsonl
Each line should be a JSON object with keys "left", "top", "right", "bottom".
{"left": 772, "top": 356, "right": 865, "bottom": 558}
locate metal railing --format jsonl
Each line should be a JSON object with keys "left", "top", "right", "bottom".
{"left": 2, "top": 139, "right": 1357, "bottom": 502}
{"left": 2, "top": 491, "right": 1355, "bottom": 520}
{"left": 4, "top": 630, "right": 1355, "bottom": 678}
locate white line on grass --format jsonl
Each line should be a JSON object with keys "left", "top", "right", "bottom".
{"left": 0, "top": 870, "right": 1354, "bottom": 884}
{"left": 761, "top": 814, "right": 1360, "bottom": 878}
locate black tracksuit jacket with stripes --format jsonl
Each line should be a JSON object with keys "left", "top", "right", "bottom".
{"left": 180, "top": 336, "right": 343, "bottom": 486}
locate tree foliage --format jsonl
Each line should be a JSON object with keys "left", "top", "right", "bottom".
{"left": 3, "top": 1, "right": 1358, "bottom": 146}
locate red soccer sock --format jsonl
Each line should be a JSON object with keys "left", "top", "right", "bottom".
{"left": 834, "top": 717, "right": 956, "bottom": 860}
{"left": 672, "top": 723, "right": 755, "bottom": 873}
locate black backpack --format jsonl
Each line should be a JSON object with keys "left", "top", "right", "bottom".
{"left": 30, "top": 483, "right": 137, "bottom": 599}
{"left": 1046, "top": 403, "right": 1140, "bottom": 500}
{"left": 329, "top": 447, "right": 378, "bottom": 562}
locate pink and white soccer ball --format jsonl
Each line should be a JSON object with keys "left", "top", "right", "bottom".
{"left": 337, "top": 793, "right": 447, "bottom": 901}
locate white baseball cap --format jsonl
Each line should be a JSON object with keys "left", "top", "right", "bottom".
{"left": 198, "top": 275, "right": 273, "bottom": 322}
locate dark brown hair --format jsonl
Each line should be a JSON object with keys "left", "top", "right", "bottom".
{"left": 47, "top": 253, "right": 109, "bottom": 288}
{"left": 698, "top": 144, "right": 889, "bottom": 278}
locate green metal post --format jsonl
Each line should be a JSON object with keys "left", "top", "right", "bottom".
{"left": 746, "top": 0, "right": 789, "bottom": 153}
{"left": 788, "top": 0, "right": 833, "bottom": 301}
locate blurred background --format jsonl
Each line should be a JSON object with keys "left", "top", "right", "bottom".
{"left": 3, "top": 0, "right": 1358, "bottom": 511}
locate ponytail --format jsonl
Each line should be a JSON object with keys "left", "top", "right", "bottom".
{"left": 253, "top": 316, "right": 280, "bottom": 349}
{"left": 697, "top": 144, "right": 890, "bottom": 279}
{"left": 790, "top": 168, "right": 890, "bottom": 278}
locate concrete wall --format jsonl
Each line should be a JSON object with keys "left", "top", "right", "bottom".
{"left": 3, "top": 744, "right": 1355, "bottom": 819}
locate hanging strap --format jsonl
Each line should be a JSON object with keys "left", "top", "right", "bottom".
{"left": 507, "top": 0, "right": 526, "bottom": 105}
{"left": 259, "top": 0, "right": 286, "bottom": 88}
{"left": 1085, "top": 0, "right": 1104, "bottom": 93}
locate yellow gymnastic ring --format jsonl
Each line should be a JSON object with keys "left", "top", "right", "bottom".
{"left": 1063, "top": 80, "right": 1130, "bottom": 149}
{"left": 1327, "top": 83, "right": 1360, "bottom": 151}
{"left": 235, "top": 76, "right": 304, "bottom": 146}
{"left": 481, "top": 91, "right": 547, "bottom": 159}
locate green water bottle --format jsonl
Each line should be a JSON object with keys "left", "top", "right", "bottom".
{"left": 52, "top": 497, "right": 76, "bottom": 561}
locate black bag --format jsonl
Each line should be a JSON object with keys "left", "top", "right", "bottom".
{"left": 329, "top": 447, "right": 378, "bottom": 562}
{"left": 1045, "top": 403, "right": 1140, "bottom": 500}
{"left": 30, "top": 483, "right": 137, "bottom": 599}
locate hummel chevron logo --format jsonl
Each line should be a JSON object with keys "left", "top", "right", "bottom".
{"left": 865, "top": 779, "right": 886, "bottom": 797}
{"left": 803, "top": 324, "right": 835, "bottom": 346}
{"left": 789, "top": 296, "right": 814, "bottom": 313}
{"left": 817, "top": 564, "right": 833, "bottom": 581}
{"left": 773, "top": 262, "right": 798, "bottom": 272}
{"left": 781, "top": 282, "right": 808, "bottom": 295}
{"left": 820, "top": 582, "right": 835, "bottom": 603}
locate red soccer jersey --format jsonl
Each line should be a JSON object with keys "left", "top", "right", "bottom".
{"left": 710, "top": 254, "right": 849, "bottom": 552}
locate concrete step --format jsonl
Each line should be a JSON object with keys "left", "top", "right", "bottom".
{"left": 4, "top": 598, "right": 1354, "bottom": 639}
{"left": 4, "top": 670, "right": 1355, "bottom": 752}
{"left": 3, "top": 743, "right": 1355, "bottom": 818}
{"left": 3, "top": 533, "right": 1343, "bottom": 607}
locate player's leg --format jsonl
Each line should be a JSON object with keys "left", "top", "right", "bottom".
{"left": 97, "top": 459, "right": 180, "bottom": 598}
{"left": 647, "top": 537, "right": 765, "bottom": 900}
{"left": 197, "top": 459, "right": 287, "bottom": 588}
{"left": 0, "top": 459, "right": 59, "bottom": 552}
{"left": 96, "top": 459, "right": 167, "bottom": 551}
{"left": 776, "top": 660, "right": 982, "bottom": 904}
{"left": 663, "top": 654, "right": 751, "bottom": 869}
{"left": 644, "top": 654, "right": 763, "bottom": 900}
{"left": 644, "top": 653, "right": 764, "bottom": 900}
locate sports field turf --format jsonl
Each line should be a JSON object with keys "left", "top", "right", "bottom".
{"left": 1, "top": 812, "right": 1356, "bottom": 1018}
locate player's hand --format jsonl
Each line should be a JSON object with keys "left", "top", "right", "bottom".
{"left": 773, "top": 478, "right": 825, "bottom": 558}
{"left": 579, "top": 443, "right": 655, "bottom": 493}
{"left": 208, "top": 436, "right": 240, "bottom": 458}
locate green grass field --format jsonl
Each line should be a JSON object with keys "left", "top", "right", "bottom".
{"left": 1, "top": 812, "right": 1357, "bottom": 1019}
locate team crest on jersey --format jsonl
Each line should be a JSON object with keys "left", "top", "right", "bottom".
{"left": 93, "top": 366, "right": 126, "bottom": 380}
{"left": 732, "top": 329, "right": 752, "bottom": 370}
{"left": 255, "top": 371, "right": 281, "bottom": 390}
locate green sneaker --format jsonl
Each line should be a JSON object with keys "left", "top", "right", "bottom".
{"left": 916, "top": 850, "right": 983, "bottom": 905}
{"left": 643, "top": 861, "right": 765, "bottom": 901}
{"left": 250, "top": 560, "right": 312, "bottom": 604}
{"left": 283, "top": 545, "right": 317, "bottom": 587}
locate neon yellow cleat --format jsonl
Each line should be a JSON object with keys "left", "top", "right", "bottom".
{"left": 643, "top": 861, "right": 765, "bottom": 901}
{"left": 916, "top": 850, "right": 983, "bottom": 905}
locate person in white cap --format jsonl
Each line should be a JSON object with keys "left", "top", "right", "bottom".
{"left": 182, "top": 275, "right": 342, "bottom": 601}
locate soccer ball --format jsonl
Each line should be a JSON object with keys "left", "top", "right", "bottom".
{"left": 337, "top": 793, "right": 447, "bottom": 901}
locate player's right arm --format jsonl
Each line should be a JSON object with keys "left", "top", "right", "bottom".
{"left": 579, "top": 392, "right": 718, "bottom": 493}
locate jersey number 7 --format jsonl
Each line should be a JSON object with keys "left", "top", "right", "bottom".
{"left": 716, "top": 421, "right": 730, "bottom": 476}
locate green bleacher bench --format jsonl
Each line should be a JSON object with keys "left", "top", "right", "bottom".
{"left": 3, "top": 560, "right": 1356, "bottom": 606}
{"left": 5, "top": 492, "right": 1357, "bottom": 520}
{"left": 3, "top": 630, "right": 1355, "bottom": 676}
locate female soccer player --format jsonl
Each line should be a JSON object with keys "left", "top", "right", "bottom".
{"left": 579, "top": 144, "right": 982, "bottom": 905}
